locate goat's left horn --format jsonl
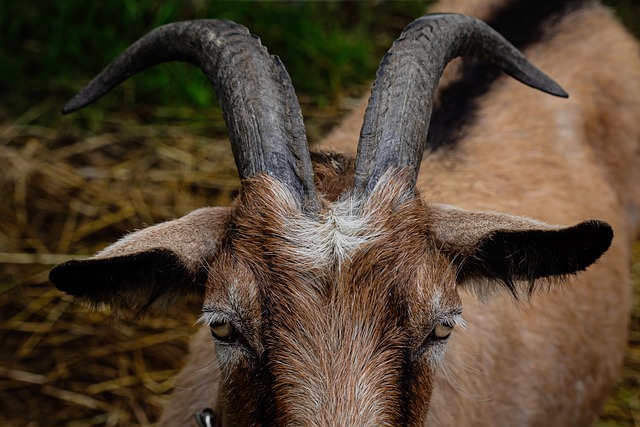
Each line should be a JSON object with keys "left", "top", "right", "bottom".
{"left": 352, "top": 13, "right": 568, "bottom": 197}
{"left": 63, "top": 20, "right": 320, "bottom": 214}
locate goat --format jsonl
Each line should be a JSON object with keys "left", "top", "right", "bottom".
{"left": 50, "top": 0, "right": 640, "bottom": 425}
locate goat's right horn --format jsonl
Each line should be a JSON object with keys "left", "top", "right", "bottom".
{"left": 63, "top": 20, "right": 320, "bottom": 214}
{"left": 352, "top": 13, "right": 568, "bottom": 197}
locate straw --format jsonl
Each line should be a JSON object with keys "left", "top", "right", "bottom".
{"left": 0, "top": 100, "right": 346, "bottom": 426}
{"left": 1, "top": 101, "right": 638, "bottom": 426}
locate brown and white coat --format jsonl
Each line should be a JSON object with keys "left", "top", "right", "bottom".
{"left": 51, "top": 0, "right": 640, "bottom": 425}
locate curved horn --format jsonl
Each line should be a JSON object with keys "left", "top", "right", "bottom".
{"left": 353, "top": 13, "right": 568, "bottom": 196}
{"left": 63, "top": 20, "right": 319, "bottom": 213}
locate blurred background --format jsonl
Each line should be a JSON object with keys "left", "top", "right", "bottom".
{"left": 1, "top": 1, "right": 639, "bottom": 425}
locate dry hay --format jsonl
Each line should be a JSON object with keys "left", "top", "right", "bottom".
{"left": 1, "top": 99, "right": 639, "bottom": 426}
{"left": 0, "top": 98, "right": 345, "bottom": 426}
{"left": 0, "top": 100, "right": 241, "bottom": 426}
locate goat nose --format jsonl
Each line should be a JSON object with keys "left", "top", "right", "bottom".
{"left": 194, "top": 407, "right": 216, "bottom": 427}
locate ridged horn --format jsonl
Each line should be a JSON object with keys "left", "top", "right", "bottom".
{"left": 353, "top": 13, "right": 568, "bottom": 197}
{"left": 63, "top": 20, "right": 320, "bottom": 213}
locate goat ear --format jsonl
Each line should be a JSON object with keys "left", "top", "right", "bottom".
{"left": 428, "top": 204, "right": 613, "bottom": 297}
{"left": 49, "top": 207, "right": 230, "bottom": 314}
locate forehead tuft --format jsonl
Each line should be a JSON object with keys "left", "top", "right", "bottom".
{"left": 215, "top": 173, "right": 459, "bottom": 308}
{"left": 228, "top": 173, "right": 459, "bottom": 276}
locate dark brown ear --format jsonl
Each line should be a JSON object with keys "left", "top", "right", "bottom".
{"left": 428, "top": 204, "right": 613, "bottom": 297}
{"left": 49, "top": 207, "right": 230, "bottom": 314}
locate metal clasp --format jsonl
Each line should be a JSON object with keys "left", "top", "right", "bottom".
{"left": 194, "top": 407, "right": 216, "bottom": 427}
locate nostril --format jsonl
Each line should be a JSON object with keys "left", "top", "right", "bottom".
{"left": 194, "top": 407, "right": 216, "bottom": 427}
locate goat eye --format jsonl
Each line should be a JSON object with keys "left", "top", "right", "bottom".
{"left": 430, "top": 322, "right": 454, "bottom": 341}
{"left": 210, "top": 322, "right": 235, "bottom": 342}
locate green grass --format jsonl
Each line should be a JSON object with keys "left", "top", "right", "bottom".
{"left": 2, "top": 0, "right": 638, "bottom": 121}
{"left": 1, "top": 1, "right": 427, "bottom": 117}
{"left": 604, "top": 0, "right": 640, "bottom": 36}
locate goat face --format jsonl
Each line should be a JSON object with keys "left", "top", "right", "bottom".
{"left": 50, "top": 170, "right": 611, "bottom": 425}
{"left": 201, "top": 173, "right": 460, "bottom": 425}
{"left": 50, "top": 14, "right": 612, "bottom": 426}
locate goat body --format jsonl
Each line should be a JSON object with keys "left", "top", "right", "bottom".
{"left": 51, "top": 0, "right": 640, "bottom": 425}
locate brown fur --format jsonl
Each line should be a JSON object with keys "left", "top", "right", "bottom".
{"left": 422, "top": 1, "right": 640, "bottom": 425}
{"left": 166, "top": 173, "right": 463, "bottom": 426}
{"left": 50, "top": 0, "right": 640, "bottom": 425}
{"left": 160, "top": 1, "right": 640, "bottom": 426}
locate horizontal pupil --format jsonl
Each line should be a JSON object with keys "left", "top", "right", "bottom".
{"left": 211, "top": 322, "right": 233, "bottom": 340}
{"left": 433, "top": 324, "right": 453, "bottom": 339}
